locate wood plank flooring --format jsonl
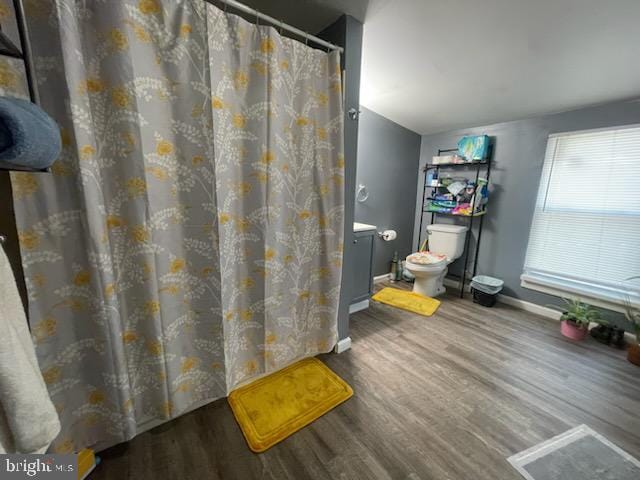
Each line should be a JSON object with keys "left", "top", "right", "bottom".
{"left": 92, "top": 280, "right": 640, "bottom": 479}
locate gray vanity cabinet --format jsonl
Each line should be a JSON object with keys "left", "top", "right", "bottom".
{"left": 351, "top": 229, "right": 375, "bottom": 304}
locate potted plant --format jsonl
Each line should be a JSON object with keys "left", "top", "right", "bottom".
{"left": 622, "top": 276, "right": 640, "bottom": 366}
{"left": 549, "top": 299, "right": 602, "bottom": 341}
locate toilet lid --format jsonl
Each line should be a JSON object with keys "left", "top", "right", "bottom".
{"left": 407, "top": 251, "right": 447, "bottom": 266}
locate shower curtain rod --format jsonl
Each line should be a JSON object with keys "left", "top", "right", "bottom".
{"left": 207, "top": 0, "right": 344, "bottom": 53}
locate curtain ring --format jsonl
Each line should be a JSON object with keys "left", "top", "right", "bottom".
{"left": 279, "top": 19, "right": 284, "bottom": 35}
{"left": 305, "top": 32, "right": 309, "bottom": 46}
{"left": 223, "top": 0, "right": 228, "bottom": 13}
{"left": 255, "top": 10, "right": 260, "bottom": 26}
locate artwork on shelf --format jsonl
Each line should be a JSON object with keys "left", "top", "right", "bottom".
{"left": 457, "top": 135, "right": 490, "bottom": 161}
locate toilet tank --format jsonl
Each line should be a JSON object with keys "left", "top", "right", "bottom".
{"left": 426, "top": 224, "right": 468, "bottom": 260}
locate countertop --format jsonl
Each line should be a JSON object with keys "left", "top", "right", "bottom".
{"left": 354, "top": 222, "right": 377, "bottom": 232}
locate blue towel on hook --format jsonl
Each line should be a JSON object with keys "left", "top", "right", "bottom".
{"left": 0, "top": 96, "right": 61, "bottom": 170}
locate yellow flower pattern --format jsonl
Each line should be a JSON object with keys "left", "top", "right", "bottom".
{"left": 156, "top": 139, "right": 174, "bottom": 156}
{"left": 169, "top": 258, "right": 185, "bottom": 273}
{"left": 138, "top": 0, "right": 160, "bottom": 15}
{"left": 126, "top": 177, "right": 147, "bottom": 197}
{"left": 0, "top": 59, "right": 19, "bottom": 90}
{"left": 130, "top": 224, "right": 150, "bottom": 243}
{"left": 73, "top": 270, "right": 91, "bottom": 286}
{"left": 109, "top": 28, "right": 128, "bottom": 50}
{"left": 11, "top": 173, "right": 38, "bottom": 198}
{"left": 260, "top": 38, "right": 276, "bottom": 54}
{"left": 111, "top": 87, "right": 129, "bottom": 107}
{"left": 211, "top": 97, "right": 224, "bottom": 109}
{"left": 18, "top": 229, "right": 39, "bottom": 250}
{"left": 232, "top": 113, "right": 246, "bottom": 129}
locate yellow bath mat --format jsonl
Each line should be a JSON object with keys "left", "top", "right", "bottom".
{"left": 372, "top": 287, "right": 441, "bottom": 316}
{"left": 228, "top": 357, "right": 353, "bottom": 452}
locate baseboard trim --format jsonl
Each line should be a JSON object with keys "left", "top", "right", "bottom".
{"left": 349, "top": 299, "right": 369, "bottom": 314}
{"left": 498, "top": 294, "right": 637, "bottom": 342}
{"left": 445, "top": 279, "right": 564, "bottom": 321}
{"left": 443, "top": 277, "right": 471, "bottom": 292}
{"left": 497, "top": 294, "right": 563, "bottom": 320}
{"left": 373, "top": 273, "right": 389, "bottom": 283}
{"left": 442, "top": 278, "right": 563, "bottom": 321}
{"left": 334, "top": 336, "right": 352, "bottom": 353}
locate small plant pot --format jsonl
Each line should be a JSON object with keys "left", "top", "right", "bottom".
{"left": 560, "top": 319, "right": 587, "bottom": 341}
{"left": 628, "top": 343, "right": 640, "bottom": 366}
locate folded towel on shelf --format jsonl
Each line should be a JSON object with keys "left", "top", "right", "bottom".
{"left": 0, "top": 96, "right": 61, "bottom": 170}
{"left": 432, "top": 200, "right": 457, "bottom": 208}
{"left": 426, "top": 204, "right": 454, "bottom": 213}
{"left": 0, "top": 247, "right": 60, "bottom": 453}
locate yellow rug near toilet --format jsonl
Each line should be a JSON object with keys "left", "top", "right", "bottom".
{"left": 372, "top": 287, "right": 441, "bottom": 316}
{"left": 228, "top": 357, "right": 353, "bottom": 452}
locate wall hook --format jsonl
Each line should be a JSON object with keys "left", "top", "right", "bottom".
{"left": 356, "top": 184, "right": 369, "bottom": 203}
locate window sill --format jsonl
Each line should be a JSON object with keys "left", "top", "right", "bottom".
{"left": 520, "top": 272, "right": 639, "bottom": 314}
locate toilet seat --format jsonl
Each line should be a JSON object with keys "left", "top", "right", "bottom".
{"left": 406, "top": 251, "right": 447, "bottom": 269}
{"left": 405, "top": 258, "right": 447, "bottom": 273}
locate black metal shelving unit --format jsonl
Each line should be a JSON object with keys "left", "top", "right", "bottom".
{"left": 416, "top": 147, "right": 492, "bottom": 298}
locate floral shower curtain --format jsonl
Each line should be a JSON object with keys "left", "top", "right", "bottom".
{"left": 6, "top": 0, "right": 343, "bottom": 452}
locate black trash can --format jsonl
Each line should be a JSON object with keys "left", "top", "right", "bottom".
{"left": 471, "top": 287, "right": 497, "bottom": 307}
{"left": 470, "top": 275, "right": 504, "bottom": 308}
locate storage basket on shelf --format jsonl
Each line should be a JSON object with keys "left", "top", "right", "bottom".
{"left": 470, "top": 275, "right": 504, "bottom": 307}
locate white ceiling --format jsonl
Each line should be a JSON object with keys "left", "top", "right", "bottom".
{"left": 360, "top": 0, "right": 640, "bottom": 134}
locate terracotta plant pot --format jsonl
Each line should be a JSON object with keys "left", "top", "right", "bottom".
{"left": 628, "top": 343, "right": 640, "bottom": 366}
{"left": 560, "top": 319, "right": 588, "bottom": 341}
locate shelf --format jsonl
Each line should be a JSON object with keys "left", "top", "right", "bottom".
{"left": 0, "top": 165, "right": 50, "bottom": 173}
{"left": 422, "top": 209, "right": 487, "bottom": 218}
{"left": 418, "top": 142, "right": 493, "bottom": 300}
{"left": 424, "top": 160, "right": 489, "bottom": 171}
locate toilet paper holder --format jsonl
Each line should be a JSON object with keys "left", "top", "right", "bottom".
{"left": 377, "top": 229, "right": 397, "bottom": 241}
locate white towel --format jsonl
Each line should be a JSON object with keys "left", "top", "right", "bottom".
{"left": 0, "top": 246, "right": 60, "bottom": 453}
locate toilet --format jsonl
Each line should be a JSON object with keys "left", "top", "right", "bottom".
{"left": 405, "top": 224, "right": 468, "bottom": 297}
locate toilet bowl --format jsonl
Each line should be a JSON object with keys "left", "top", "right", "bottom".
{"left": 405, "top": 252, "right": 449, "bottom": 297}
{"left": 405, "top": 224, "right": 468, "bottom": 298}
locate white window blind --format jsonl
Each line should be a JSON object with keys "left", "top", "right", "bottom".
{"left": 522, "top": 124, "right": 640, "bottom": 310}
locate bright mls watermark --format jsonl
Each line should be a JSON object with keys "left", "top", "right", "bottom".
{"left": 0, "top": 455, "right": 76, "bottom": 479}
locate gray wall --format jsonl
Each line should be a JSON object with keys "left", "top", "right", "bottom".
{"left": 414, "top": 99, "right": 640, "bottom": 326}
{"left": 319, "top": 16, "right": 363, "bottom": 341}
{"left": 356, "top": 107, "right": 421, "bottom": 275}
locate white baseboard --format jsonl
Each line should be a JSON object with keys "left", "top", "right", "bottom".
{"left": 349, "top": 299, "right": 369, "bottom": 314}
{"left": 398, "top": 274, "right": 637, "bottom": 342}
{"left": 497, "top": 294, "right": 563, "bottom": 320}
{"left": 444, "top": 277, "right": 472, "bottom": 292}
{"left": 497, "top": 293, "right": 637, "bottom": 342}
{"left": 334, "top": 336, "right": 352, "bottom": 353}
{"left": 444, "top": 278, "right": 562, "bottom": 320}
{"left": 443, "top": 277, "right": 562, "bottom": 320}
{"left": 374, "top": 273, "right": 389, "bottom": 283}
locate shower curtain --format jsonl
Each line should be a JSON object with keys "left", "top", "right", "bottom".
{"left": 6, "top": 0, "right": 344, "bottom": 452}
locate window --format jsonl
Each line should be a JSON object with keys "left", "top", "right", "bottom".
{"left": 521, "top": 125, "right": 640, "bottom": 311}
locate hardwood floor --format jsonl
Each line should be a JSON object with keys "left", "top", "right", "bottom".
{"left": 92, "top": 281, "right": 640, "bottom": 479}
